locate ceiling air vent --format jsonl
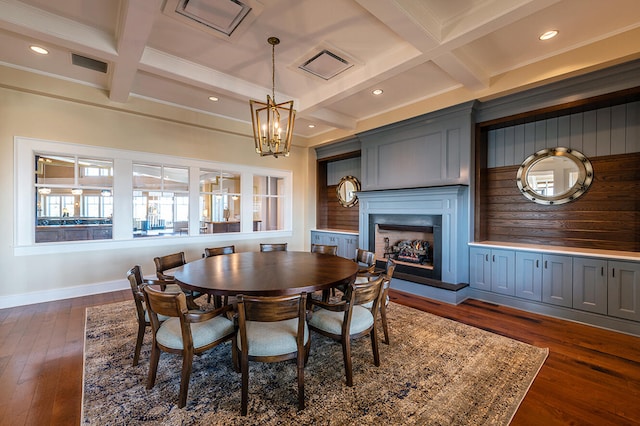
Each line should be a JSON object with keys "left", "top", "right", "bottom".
{"left": 299, "top": 50, "right": 353, "bottom": 80}
{"left": 170, "top": 0, "right": 251, "bottom": 36}
{"left": 71, "top": 53, "right": 108, "bottom": 73}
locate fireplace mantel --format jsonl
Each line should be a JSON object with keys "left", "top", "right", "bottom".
{"left": 358, "top": 185, "right": 469, "bottom": 287}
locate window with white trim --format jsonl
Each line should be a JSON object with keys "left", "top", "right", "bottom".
{"left": 16, "top": 137, "right": 292, "bottom": 251}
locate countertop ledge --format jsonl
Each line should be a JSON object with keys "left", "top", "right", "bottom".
{"left": 312, "top": 229, "right": 359, "bottom": 235}
{"left": 470, "top": 241, "right": 640, "bottom": 262}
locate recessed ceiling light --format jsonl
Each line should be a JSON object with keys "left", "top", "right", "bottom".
{"left": 308, "top": 124, "right": 315, "bottom": 128}
{"left": 372, "top": 89, "right": 383, "bottom": 95}
{"left": 539, "top": 30, "right": 558, "bottom": 41}
{"left": 30, "top": 45, "right": 49, "bottom": 55}
{"left": 208, "top": 96, "right": 219, "bottom": 102}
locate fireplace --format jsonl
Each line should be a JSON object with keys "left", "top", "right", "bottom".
{"left": 357, "top": 185, "right": 469, "bottom": 289}
{"left": 369, "top": 214, "right": 442, "bottom": 282}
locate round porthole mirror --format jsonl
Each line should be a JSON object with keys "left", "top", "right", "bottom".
{"left": 516, "top": 147, "right": 593, "bottom": 205}
{"left": 336, "top": 176, "right": 360, "bottom": 208}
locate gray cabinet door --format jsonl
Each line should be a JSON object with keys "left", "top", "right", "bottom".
{"left": 342, "top": 236, "right": 358, "bottom": 260}
{"left": 573, "top": 257, "right": 607, "bottom": 314}
{"left": 515, "top": 251, "right": 542, "bottom": 301}
{"left": 490, "top": 249, "right": 515, "bottom": 296}
{"left": 469, "top": 247, "right": 491, "bottom": 291}
{"left": 542, "top": 254, "right": 573, "bottom": 307}
{"left": 608, "top": 261, "right": 640, "bottom": 321}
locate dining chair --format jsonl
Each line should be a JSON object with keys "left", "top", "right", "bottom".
{"left": 203, "top": 245, "right": 235, "bottom": 258}
{"left": 142, "top": 285, "right": 235, "bottom": 409}
{"left": 259, "top": 243, "right": 287, "bottom": 252}
{"left": 154, "top": 251, "right": 202, "bottom": 310}
{"left": 356, "top": 258, "right": 396, "bottom": 344}
{"left": 232, "top": 292, "right": 309, "bottom": 415}
{"left": 355, "top": 248, "right": 376, "bottom": 274}
{"left": 126, "top": 265, "right": 171, "bottom": 366}
{"left": 202, "top": 245, "right": 236, "bottom": 307}
{"left": 310, "top": 243, "right": 338, "bottom": 256}
{"left": 307, "top": 275, "right": 385, "bottom": 386}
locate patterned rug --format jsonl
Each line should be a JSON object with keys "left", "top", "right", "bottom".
{"left": 82, "top": 300, "right": 548, "bottom": 425}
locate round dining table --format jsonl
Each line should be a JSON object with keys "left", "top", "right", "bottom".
{"left": 173, "top": 251, "right": 359, "bottom": 297}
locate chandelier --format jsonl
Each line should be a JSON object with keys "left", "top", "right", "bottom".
{"left": 249, "top": 37, "right": 295, "bottom": 158}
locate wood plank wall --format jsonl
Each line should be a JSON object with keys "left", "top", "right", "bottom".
{"left": 316, "top": 151, "right": 361, "bottom": 232}
{"left": 480, "top": 152, "right": 640, "bottom": 251}
{"left": 323, "top": 185, "right": 359, "bottom": 231}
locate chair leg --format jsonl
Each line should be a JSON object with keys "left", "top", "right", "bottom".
{"left": 380, "top": 303, "right": 390, "bottom": 345}
{"left": 240, "top": 353, "right": 249, "bottom": 416}
{"left": 297, "top": 351, "right": 305, "bottom": 410}
{"left": 231, "top": 336, "right": 240, "bottom": 373}
{"left": 342, "top": 336, "right": 353, "bottom": 387}
{"left": 371, "top": 326, "right": 381, "bottom": 367}
{"left": 147, "top": 344, "right": 160, "bottom": 390}
{"left": 178, "top": 352, "right": 193, "bottom": 408}
{"left": 133, "top": 322, "right": 146, "bottom": 366}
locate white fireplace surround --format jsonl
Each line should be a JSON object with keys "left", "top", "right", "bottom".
{"left": 358, "top": 185, "right": 470, "bottom": 286}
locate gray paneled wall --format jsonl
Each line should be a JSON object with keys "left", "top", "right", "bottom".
{"left": 326, "top": 157, "right": 361, "bottom": 186}
{"left": 487, "top": 101, "right": 640, "bottom": 167}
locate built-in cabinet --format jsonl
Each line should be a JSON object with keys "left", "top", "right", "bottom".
{"left": 311, "top": 230, "right": 358, "bottom": 260}
{"left": 469, "top": 247, "right": 514, "bottom": 295}
{"left": 470, "top": 244, "right": 640, "bottom": 324}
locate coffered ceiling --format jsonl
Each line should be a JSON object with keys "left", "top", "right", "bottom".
{"left": 1, "top": 0, "right": 640, "bottom": 144}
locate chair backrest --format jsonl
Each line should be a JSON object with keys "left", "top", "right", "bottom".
{"left": 203, "top": 245, "right": 235, "bottom": 258}
{"left": 154, "top": 252, "right": 186, "bottom": 280}
{"left": 310, "top": 244, "right": 338, "bottom": 256}
{"left": 346, "top": 275, "right": 385, "bottom": 308}
{"left": 127, "top": 265, "right": 146, "bottom": 320}
{"left": 143, "top": 285, "right": 187, "bottom": 329}
{"left": 355, "top": 248, "right": 376, "bottom": 272}
{"left": 236, "top": 293, "right": 307, "bottom": 323}
{"left": 259, "top": 243, "right": 287, "bottom": 252}
{"left": 383, "top": 258, "right": 396, "bottom": 285}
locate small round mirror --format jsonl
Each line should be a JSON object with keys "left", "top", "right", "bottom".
{"left": 336, "top": 176, "right": 360, "bottom": 207}
{"left": 516, "top": 147, "right": 593, "bottom": 205}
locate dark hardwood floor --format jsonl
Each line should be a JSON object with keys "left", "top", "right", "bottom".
{"left": 1, "top": 288, "right": 639, "bottom": 425}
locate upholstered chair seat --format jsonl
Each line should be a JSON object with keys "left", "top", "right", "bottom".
{"left": 238, "top": 318, "right": 309, "bottom": 357}
{"left": 156, "top": 316, "right": 234, "bottom": 350}
{"left": 308, "top": 305, "right": 373, "bottom": 335}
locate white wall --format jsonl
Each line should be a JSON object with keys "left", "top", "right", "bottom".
{"left": 0, "top": 71, "right": 311, "bottom": 307}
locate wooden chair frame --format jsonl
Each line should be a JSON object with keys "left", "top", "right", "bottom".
{"left": 203, "top": 245, "right": 235, "bottom": 258}
{"left": 355, "top": 248, "right": 376, "bottom": 274}
{"left": 153, "top": 252, "right": 202, "bottom": 310}
{"left": 308, "top": 276, "right": 384, "bottom": 386}
{"left": 143, "top": 285, "right": 234, "bottom": 408}
{"left": 310, "top": 243, "right": 338, "bottom": 256}
{"left": 259, "top": 243, "right": 288, "bottom": 252}
{"left": 126, "top": 265, "right": 165, "bottom": 366}
{"left": 232, "top": 292, "right": 309, "bottom": 415}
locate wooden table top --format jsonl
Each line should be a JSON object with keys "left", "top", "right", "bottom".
{"left": 173, "top": 251, "right": 359, "bottom": 297}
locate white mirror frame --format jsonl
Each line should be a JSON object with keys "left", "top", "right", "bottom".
{"left": 516, "top": 147, "right": 594, "bottom": 205}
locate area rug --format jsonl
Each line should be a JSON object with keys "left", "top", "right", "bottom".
{"left": 82, "top": 300, "right": 548, "bottom": 425}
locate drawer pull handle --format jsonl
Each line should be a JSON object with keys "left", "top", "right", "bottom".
{"left": 612, "top": 268, "right": 615, "bottom": 278}
{"left": 544, "top": 260, "right": 548, "bottom": 269}
{"left": 536, "top": 259, "right": 539, "bottom": 268}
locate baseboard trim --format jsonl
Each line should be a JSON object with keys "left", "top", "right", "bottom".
{"left": 467, "top": 288, "right": 640, "bottom": 337}
{"left": 0, "top": 279, "right": 129, "bottom": 309}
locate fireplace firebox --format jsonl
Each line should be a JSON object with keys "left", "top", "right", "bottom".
{"left": 369, "top": 214, "right": 442, "bottom": 282}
